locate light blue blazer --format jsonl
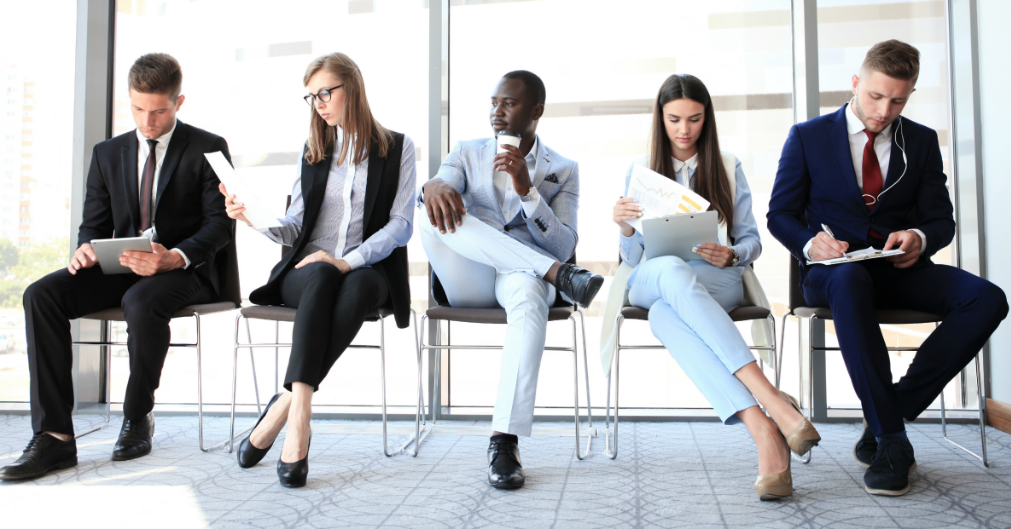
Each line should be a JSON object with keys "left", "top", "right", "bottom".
{"left": 431, "top": 136, "right": 579, "bottom": 262}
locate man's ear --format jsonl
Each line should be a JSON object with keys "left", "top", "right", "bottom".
{"left": 851, "top": 74, "right": 860, "bottom": 96}
{"left": 532, "top": 103, "right": 544, "bottom": 121}
{"left": 174, "top": 94, "right": 186, "bottom": 111}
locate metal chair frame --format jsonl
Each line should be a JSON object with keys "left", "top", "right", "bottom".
{"left": 779, "top": 310, "right": 989, "bottom": 467}
{"left": 418, "top": 307, "right": 596, "bottom": 459}
{"left": 604, "top": 307, "right": 777, "bottom": 459}
{"left": 72, "top": 310, "right": 244, "bottom": 452}
{"left": 228, "top": 308, "right": 427, "bottom": 457}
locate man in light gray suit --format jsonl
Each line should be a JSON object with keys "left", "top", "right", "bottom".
{"left": 419, "top": 71, "right": 602, "bottom": 490}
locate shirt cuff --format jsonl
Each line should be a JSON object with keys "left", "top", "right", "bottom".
{"left": 343, "top": 249, "right": 366, "bottom": 271}
{"left": 909, "top": 229, "right": 927, "bottom": 252}
{"left": 803, "top": 238, "right": 814, "bottom": 261}
{"left": 171, "top": 248, "right": 191, "bottom": 269}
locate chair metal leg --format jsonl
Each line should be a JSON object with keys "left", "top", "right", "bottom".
{"left": 228, "top": 314, "right": 267, "bottom": 453}
{"left": 777, "top": 311, "right": 791, "bottom": 390}
{"left": 569, "top": 315, "right": 591, "bottom": 460}
{"left": 379, "top": 316, "right": 396, "bottom": 457}
{"left": 75, "top": 320, "right": 113, "bottom": 439}
{"left": 795, "top": 316, "right": 813, "bottom": 464}
{"left": 941, "top": 353, "right": 989, "bottom": 467}
{"left": 397, "top": 310, "right": 432, "bottom": 457}
{"left": 274, "top": 321, "right": 280, "bottom": 395}
{"left": 604, "top": 315, "right": 623, "bottom": 459}
{"left": 574, "top": 308, "right": 595, "bottom": 460}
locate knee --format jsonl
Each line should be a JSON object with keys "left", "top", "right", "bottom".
{"left": 121, "top": 289, "right": 157, "bottom": 326}
{"left": 503, "top": 276, "right": 551, "bottom": 314}
{"left": 827, "top": 264, "right": 873, "bottom": 292}
{"left": 303, "top": 262, "right": 343, "bottom": 288}
{"left": 975, "top": 281, "right": 1009, "bottom": 322}
{"left": 649, "top": 256, "right": 696, "bottom": 290}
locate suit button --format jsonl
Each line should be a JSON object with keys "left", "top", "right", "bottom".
{"left": 504, "top": 225, "right": 510, "bottom": 231}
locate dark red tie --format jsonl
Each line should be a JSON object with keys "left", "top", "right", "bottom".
{"left": 139, "top": 139, "right": 158, "bottom": 232}
{"left": 862, "top": 130, "right": 884, "bottom": 240}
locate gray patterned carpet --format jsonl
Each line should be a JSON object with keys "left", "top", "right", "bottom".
{"left": 1, "top": 414, "right": 1010, "bottom": 528}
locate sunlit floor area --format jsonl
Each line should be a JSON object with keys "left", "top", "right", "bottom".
{"left": 0, "top": 414, "right": 1009, "bottom": 528}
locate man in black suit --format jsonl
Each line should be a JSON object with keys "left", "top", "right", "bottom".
{"left": 0, "top": 53, "right": 232, "bottom": 480}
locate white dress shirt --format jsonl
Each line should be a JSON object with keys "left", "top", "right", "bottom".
{"left": 260, "top": 130, "right": 417, "bottom": 271}
{"left": 135, "top": 121, "right": 190, "bottom": 268}
{"left": 494, "top": 137, "right": 542, "bottom": 221}
{"left": 803, "top": 102, "right": 924, "bottom": 259}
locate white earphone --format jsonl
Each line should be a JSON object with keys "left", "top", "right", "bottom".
{"left": 853, "top": 96, "right": 908, "bottom": 206}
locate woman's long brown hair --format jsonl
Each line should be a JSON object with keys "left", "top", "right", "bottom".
{"left": 648, "top": 74, "right": 733, "bottom": 230}
{"left": 303, "top": 53, "right": 392, "bottom": 165}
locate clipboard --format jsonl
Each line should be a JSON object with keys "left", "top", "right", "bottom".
{"left": 807, "top": 247, "right": 904, "bottom": 266}
{"left": 641, "top": 211, "right": 719, "bottom": 262}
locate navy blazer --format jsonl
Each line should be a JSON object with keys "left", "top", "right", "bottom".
{"left": 767, "top": 104, "right": 954, "bottom": 272}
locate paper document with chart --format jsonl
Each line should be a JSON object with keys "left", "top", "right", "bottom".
{"left": 204, "top": 151, "right": 282, "bottom": 230}
{"left": 626, "top": 164, "right": 710, "bottom": 232}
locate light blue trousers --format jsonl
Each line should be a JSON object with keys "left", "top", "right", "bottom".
{"left": 627, "top": 256, "right": 759, "bottom": 425}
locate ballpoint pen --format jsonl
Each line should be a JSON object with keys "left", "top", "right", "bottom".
{"left": 821, "top": 224, "right": 836, "bottom": 239}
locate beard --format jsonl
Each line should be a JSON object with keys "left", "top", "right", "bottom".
{"left": 852, "top": 97, "right": 893, "bottom": 133}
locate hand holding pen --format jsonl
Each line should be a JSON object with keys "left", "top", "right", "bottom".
{"left": 810, "top": 223, "right": 849, "bottom": 261}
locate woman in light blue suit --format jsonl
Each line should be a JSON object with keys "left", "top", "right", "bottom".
{"left": 611, "top": 74, "right": 820, "bottom": 500}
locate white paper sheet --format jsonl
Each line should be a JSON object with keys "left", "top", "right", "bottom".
{"left": 626, "top": 164, "right": 710, "bottom": 232}
{"left": 204, "top": 151, "right": 282, "bottom": 230}
{"left": 806, "top": 247, "right": 904, "bottom": 266}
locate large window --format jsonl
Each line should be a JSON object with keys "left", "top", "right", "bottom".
{"left": 0, "top": 1, "right": 77, "bottom": 402}
{"left": 111, "top": 0, "right": 429, "bottom": 409}
{"left": 447, "top": 0, "right": 793, "bottom": 414}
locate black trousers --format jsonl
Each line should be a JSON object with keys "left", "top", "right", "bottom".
{"left": 803, "top": 259, "right": 1008, "bottom": 436}
{"left": 24, "top": 266, "right": 213, "bottom": 435}
{"left": 280, "top": 263, "right": 389, "bottom": 391}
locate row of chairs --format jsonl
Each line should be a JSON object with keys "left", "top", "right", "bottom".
{"left": 71, "top": 233, "right": 989, "bottom": 466}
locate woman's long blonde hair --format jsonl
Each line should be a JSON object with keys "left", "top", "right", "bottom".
{"left": 303, "top": 53, "right": 392, "bottom": 165}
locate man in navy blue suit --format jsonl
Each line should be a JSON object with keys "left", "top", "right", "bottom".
{"left": 768, "top": 40, "right": 1007, "bottom": 496}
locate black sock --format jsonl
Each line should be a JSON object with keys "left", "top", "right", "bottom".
{"left": 491, "top": 433, "right": 518, "bottom": 443}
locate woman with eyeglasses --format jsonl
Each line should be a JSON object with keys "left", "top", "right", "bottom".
{"left": 219, "top": 52, "right": 416, "bottom": 487}
{"left": 605, "top": 74, "right": 820, "bottom": 500}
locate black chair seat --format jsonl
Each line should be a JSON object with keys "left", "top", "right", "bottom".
{"left": 793, "top": 306, "right": 941, "bottom": 324}
{"left": 620, "top": 305, "right": 771, "bottom": 322}
{"left": 425, "top": 305, "right": 574, "bottom": 324}
{"left": 239, "top": 304, "right": 391, "bottom": 323}
{"left": 81, "top": 302, "right": 237, "bottom": 322}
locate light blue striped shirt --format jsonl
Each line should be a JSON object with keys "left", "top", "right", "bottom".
{"left": 261, "top": 131, "right": 416, "bottom": 269}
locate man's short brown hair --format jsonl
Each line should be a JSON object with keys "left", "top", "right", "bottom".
{"left": 128, "top": 53, "right": 182, "bottom": 99}
{"left": 861, "top": 40, "right": 920, "bottom": 85}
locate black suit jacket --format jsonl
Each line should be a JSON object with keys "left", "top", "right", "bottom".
{"left": 250, "top": 132, "right": 411, "bottom": 328}
{"left": 78, "top": 120, "right": 234, "bottom": 293}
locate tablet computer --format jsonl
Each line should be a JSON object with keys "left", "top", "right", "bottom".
{"left": 642, "top": 211, "right": 719, "bottom": 262}
{"left": 91, "top": 237, "right": 153, "bottom": 275}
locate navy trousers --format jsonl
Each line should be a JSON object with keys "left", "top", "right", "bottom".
{"left": 803, "top": 258, "right": 1007, "bottom": 437}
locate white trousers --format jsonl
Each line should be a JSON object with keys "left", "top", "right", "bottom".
{"left": 420, "top": 218, "right": 556, "bottom": 436}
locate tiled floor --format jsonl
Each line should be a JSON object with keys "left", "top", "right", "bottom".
{"left": 1, "top": 414, "right": 1009, "bottom": 528}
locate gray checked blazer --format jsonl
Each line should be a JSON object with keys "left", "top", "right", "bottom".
{"left": 431, "top": 136, "right": 579, "bottom": 262}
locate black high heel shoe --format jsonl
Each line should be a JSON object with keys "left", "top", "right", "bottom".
{"left": 236, "top": 392, "right": 284, "bottom": 468}
{"left": 277, "top": 433, "right": 311, "bottom": 488}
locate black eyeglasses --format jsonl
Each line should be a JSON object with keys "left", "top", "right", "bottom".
{"left": 304, "top": 84, "right": 344, "bottom": 107}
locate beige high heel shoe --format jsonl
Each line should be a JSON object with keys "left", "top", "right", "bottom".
{"left": 754, "top": 433, "right": 793, "bottom": 501}
{"left": 778, "top": 393, "right": 821, "bottom": 456}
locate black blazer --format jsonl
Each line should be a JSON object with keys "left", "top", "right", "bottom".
{"left": 249, "top": 132, "right": 411, "bottom": 329}
{"left": 78, "top": 120, "right": 234, "bottom": 293}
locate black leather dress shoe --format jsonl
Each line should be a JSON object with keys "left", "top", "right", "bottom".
{"left": 555, "top": 263, "right": 604, "bottom": 308}
{"left": 853, "top": 421, "right": 876, "bottom": 468}
{"left": 277, "top": 436, "right": 311, "bottom": 488}
{"left": 864, "top": 436, "right": 917, "bottom": 496}
{"left": 0, "top": 433, "right": 77, "bottom": 481}
{"left": 488, "top": 435, "right": 525, "bottom": 490}
{"left": 112, "top": 412, "right": 155, "bottom": 462}
{"left": 238, "top": 392, "right": 284, "bottom": 468}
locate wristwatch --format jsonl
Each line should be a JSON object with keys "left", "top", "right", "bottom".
{"left": 730, "top": 248, "right": 740, "bottom": 266}
{"left": 519, "top": 186, "right": 540, "bottom": 203}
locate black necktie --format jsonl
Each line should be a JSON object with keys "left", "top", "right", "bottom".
{"left": 139, "top": 139, "right": 158, "bottom": 232}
